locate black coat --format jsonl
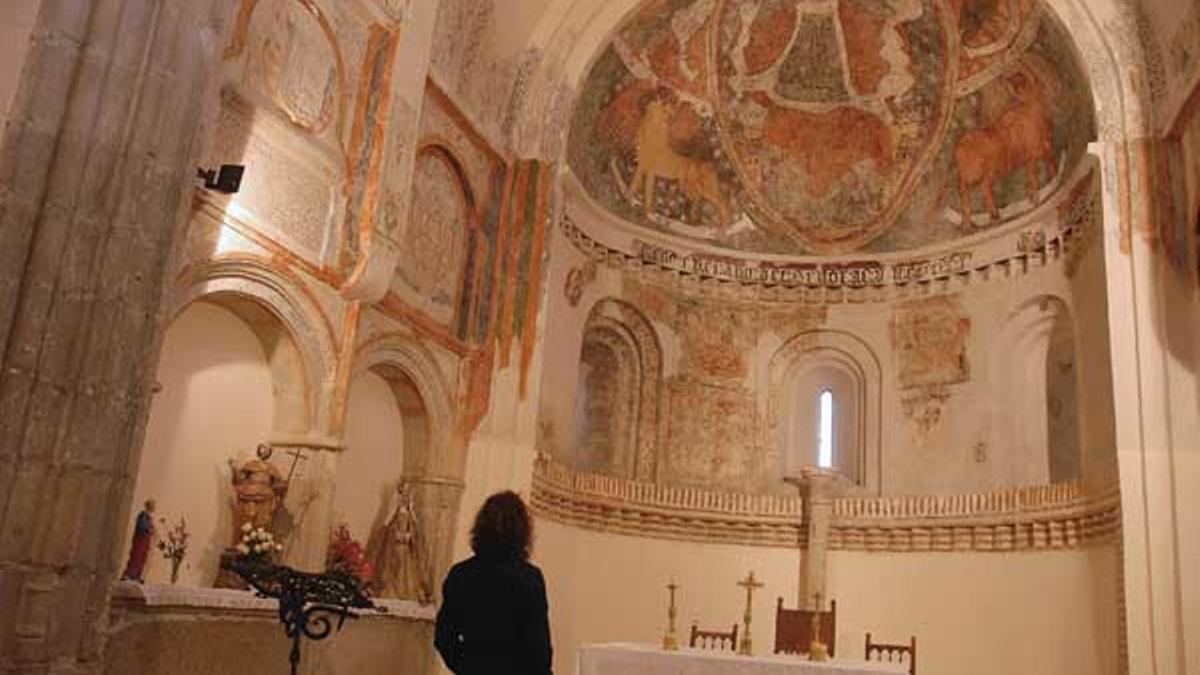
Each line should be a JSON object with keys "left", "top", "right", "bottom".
{"left": 434, "top": 555, "right": 553, "bottom": 675}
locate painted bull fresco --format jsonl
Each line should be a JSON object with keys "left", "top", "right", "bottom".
{"left": 568, "top": 0, "right": 1096, "bottom": 255}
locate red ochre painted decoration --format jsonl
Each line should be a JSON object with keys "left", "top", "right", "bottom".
{"left": 568, "top": 0, "right": 1096, "bottom": 255}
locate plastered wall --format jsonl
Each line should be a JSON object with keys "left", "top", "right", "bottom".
{"left": 537, "top": 203, "right": 1117, "bottom": 497}
{"left": 536, "top": 518, "right": 1120, "bottom": 675}
{"left": 128, "top": 302, "right": 275, "bottom": 586}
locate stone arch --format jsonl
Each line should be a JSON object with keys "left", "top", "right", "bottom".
{"left": 768, "top": 330, "right": 883, "bottom": 494}
{"left": 576, "top": 298, "right": 664, "bottom": 481}
{"left": 170, "top": 258, "right": 338, "bottom": 436}
{"left": 353, "top": 335, "right": 456, "bottom": 478}
{"left": 352, "top": 334, "right": 461, "bottom": 600}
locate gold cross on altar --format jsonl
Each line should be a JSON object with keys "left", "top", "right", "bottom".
{"left": 662, "top": 578, "right": 680, "bottom": 651}
{"left": 737, "top": 572, "right": 764, "bottom": 655}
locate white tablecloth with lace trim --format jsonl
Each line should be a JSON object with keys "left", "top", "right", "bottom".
{"left": 579, "top": 643, "right": 907, "bottom": 675}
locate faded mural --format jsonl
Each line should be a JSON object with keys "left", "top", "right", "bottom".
{"left": 568, "top": 0, "right": 1096, "bottom": 254}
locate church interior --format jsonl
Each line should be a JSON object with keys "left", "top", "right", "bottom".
{"left": 1, "top": 0, "right": 1199, "bottom": 674}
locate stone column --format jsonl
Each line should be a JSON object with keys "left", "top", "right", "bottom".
{"left": 1091, "top": 139, "right": 1200, "bottom": 675}
{"left": 786, "top": 468, "right": 846, "bottom": 610}
{"left": 0, "top": 1, "right": 234, "bottom": 672}
{"left": 407, "top": 475, "right": 465, "bottom": 602}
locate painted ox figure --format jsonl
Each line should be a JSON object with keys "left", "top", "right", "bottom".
{"left": 631, "top": 98, "right": 732, "bottom": 225}
{"left": 955, "top": 72, "right": 1056, "bottom": 222}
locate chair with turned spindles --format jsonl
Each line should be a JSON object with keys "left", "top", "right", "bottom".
{"left": 689, "top": 622, "right": 739, "bottom": 652}
{"left": 865, "top": 633, "right": 916, "bottom": 675}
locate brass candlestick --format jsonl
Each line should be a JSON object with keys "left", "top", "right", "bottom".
{"left": 663, "top": 578, "right": 680, "bottom": 651}
{"left": 808, "top": 592, "right": 829, "bottom": 662}
{"left": 737, "top": 571, "right": 764, "bottom": 656}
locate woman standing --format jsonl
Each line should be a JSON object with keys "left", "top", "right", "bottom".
{"left": 435, "top": 491, "right": 553, "bottom": 675}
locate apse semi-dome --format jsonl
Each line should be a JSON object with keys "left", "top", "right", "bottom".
{"left": 567, "top": 0, "right": 1096, "bottom": 255}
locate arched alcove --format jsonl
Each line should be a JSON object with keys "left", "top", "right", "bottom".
{"left": 995, "top": 296, "right": 1082, "bottom": 485}
{"left": 351, "top": 336, "right": 460, "bottom": 600}
{"left": 337, "top": 370, "right": 406, "bottom": 544}
{"left": 769, "top": 331, "right": 882, "bottom": 493}
{"left": 130, "top": 301, "right": 278, "bottom": 585}
{"left": 572, "top": 298, "right": 664, "bottom": 481}
{"left": 790, "top": 364, "right": 861, "bottom": 480}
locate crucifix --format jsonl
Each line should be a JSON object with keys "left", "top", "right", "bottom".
{"left": 662, "top": 578, "right": 680, "bottom": 651}
{"left": 737, "top": 571, "right": 764, "bottom": 656}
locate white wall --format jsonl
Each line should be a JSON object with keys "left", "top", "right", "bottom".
{"left": 337, "top": 371, "right": 406, "bottom": 544}
{"left": 129, "top": 302, "right": 275, "bottom": 586}
{"left": 536, "top": 518, "right": 1120, "bottom": 675}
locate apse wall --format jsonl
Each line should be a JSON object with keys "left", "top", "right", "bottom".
{"left": 536, "top": 518, "right": 1120, "bottom": 675}
{"left": 537, "top": 166, "right": 1114, "bottom": 497}
{"left": 129, "top": 302, "right": 275, "bottom": 586}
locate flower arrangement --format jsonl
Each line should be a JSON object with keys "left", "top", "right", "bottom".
{"left": 237, "top": 522, "right": 283, "bottom": 564}
{"left": 327, "top": 524, "right": 373, "bottom": 586}
{"left": 156, "top": 517, "right": 190, "bottom": 584}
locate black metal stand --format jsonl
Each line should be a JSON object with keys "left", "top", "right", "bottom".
{"left": 224, "top": 557, "right": 386, "bottom": 675}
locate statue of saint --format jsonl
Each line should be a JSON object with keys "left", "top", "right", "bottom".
{"left": 366, "top": 482, "right": 431, "bottom": 602}
{"left": 228, "top": 444, "right": 288, "bottom": 545}
{"left": 122, "top": 499, "right": 157, "bottom": 582}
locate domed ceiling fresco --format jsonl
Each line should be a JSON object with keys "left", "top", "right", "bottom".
{"left": 567, "top": 0, "right": 1096, "bottom": 255}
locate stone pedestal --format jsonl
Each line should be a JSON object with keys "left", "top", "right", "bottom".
{"left": 785, "top": 468, "right": 847, "bottom": 610}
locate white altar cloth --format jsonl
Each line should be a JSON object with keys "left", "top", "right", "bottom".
{"left": 579, "top": 643, "right": 907, "bottom": 675}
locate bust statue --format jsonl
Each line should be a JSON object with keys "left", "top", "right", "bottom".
{"left": 228, "top": 444, "right": 288, "bottom": 545}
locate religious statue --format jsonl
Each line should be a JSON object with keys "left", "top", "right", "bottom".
{"left": 228, "top": 444, "right": 289, "bottom": 544}
{"left": 366, "top": 482, "right": 431, "bottom": 602}
{"left": 121, "top": 499, "right": 157, "bottom": 582}
{"left": 216, "top": 444, "right": 289, "bottom": 589}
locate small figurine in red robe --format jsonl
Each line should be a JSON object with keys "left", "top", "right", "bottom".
{"left": 122, "top": 499, "right": 157, "bottom": 582}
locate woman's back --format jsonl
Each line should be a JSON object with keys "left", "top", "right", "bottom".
{"left": 435, "top": 491, "right": 552, "bottom": 675}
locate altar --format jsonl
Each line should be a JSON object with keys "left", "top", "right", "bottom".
{"left": 579, "top": 643, "right": 908, "bottom": 675}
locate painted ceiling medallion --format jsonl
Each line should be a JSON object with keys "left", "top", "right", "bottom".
{"left": 568, "top": 0, "right": 1095, "bottom": 255}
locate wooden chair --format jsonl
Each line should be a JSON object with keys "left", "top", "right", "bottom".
{"left": 774, "top": 597, "right": 836, "bottom": 657}
{"left": 865, "top": 633, "right": 916, "bottom": 675}
{"left": 689, "top": 622, "right": 739, "bottom": 652}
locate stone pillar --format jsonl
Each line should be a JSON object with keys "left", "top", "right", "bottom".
{"left": 0, "top": 1, "right": 234, "bottom": 672}
{"left": 786, "top": 469, "right": 846, "bottom": 610}
{"left": 407, "top": 475, "right": 465, "bottom": 602}
{"left": 1092, "top": 139, "right": 1200, "bottom": 675}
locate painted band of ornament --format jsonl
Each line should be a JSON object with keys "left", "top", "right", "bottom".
{"left": 560, "top": 170, "right": 1099, "bottom": 301}
{"left": 530, "top": 458, "right": 1121, "bottom": 552}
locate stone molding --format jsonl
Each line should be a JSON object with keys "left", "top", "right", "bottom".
{"left": 530, "top": 458, "right": 1121, "bottom": 552}
{"left": 109, "top": 582, "right": 436, "bottom": 622}
{"left": 558, "top": 165, "right": 1101, "bottom": 305}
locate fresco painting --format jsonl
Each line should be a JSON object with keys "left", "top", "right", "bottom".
{"left": 569, "top": 0, "right": 1095, "bottom": 254}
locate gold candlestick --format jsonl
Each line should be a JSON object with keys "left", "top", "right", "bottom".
{"left": 808, "top": 592, "right": 829, "bottom": 662}
{"left": 663, "top": 578, "right": 680, "bottom": 651}
{"left": 737, "top": 571, "right": 764, "bottom": 656}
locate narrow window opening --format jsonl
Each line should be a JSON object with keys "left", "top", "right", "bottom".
{"left": 817, "top": 389, "right": 834, "bottom": 469}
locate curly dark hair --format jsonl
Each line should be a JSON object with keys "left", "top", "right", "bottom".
{"left": 470, "top": 491, "right": 532, "bottom": 560}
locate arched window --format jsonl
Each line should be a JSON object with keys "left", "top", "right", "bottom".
{"left": 817, "top": 389, "right": 835, "bottom": 469}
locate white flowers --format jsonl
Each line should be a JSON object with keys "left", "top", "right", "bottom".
{"left": 237, "top": 525, "right": 283, "bottom": 560}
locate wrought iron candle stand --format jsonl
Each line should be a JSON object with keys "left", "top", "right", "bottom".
{"left": 224, "top": 556, "right": 387, "bottom": 675}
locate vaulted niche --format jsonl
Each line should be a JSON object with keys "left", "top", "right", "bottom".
{"left": 572, "top": 299, "right": 664, "bottom": 481}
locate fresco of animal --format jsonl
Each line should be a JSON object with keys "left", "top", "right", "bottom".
{"left": 630, "top": 96, "right": 732, "bottom": 224}
{"left": 754, "top": 93, "right": 896, "bottom": 200}
{"left": 954, "top": 72, "right": 1055, "bottom": 221}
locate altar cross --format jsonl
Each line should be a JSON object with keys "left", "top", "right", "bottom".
{"left": 737, "top": 571, "right": 764, "bottom": 655}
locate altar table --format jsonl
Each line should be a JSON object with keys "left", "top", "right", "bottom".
{"left": 579, "top": 643, "right": 908, "bottom": 675}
